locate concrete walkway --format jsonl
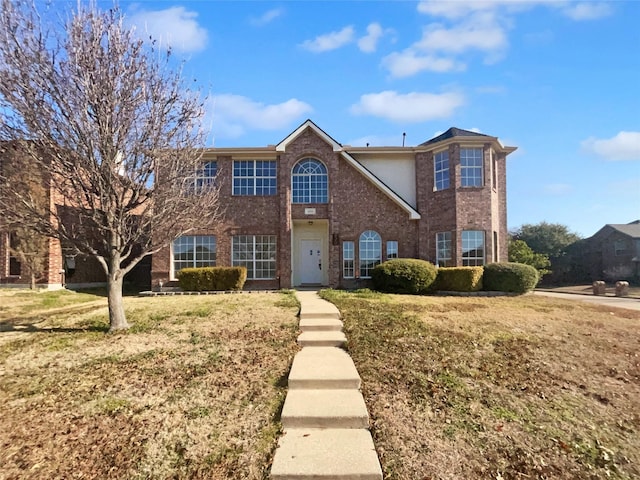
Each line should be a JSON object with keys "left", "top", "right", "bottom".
{"left": 534, "top": 291, "right": 640, "bottom": 311}
{"left": 270, "top": 290, "right": 383, "bottom": 480}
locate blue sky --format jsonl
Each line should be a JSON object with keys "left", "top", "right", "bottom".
{"left": 100, "top": 1, "right": 638, "bottom": 236}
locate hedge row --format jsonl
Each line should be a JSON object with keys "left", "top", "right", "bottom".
{"left": 176, "top": 267, "right": 247, "bottom": 292}
{"left": 371, "top": 259, "right": 538, "bottom": 295}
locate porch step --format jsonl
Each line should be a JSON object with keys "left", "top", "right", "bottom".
{"left": 270, "top": 428, "right": 382, "bottom": 480}
{"left": 281, "top": 389, "right": 369, "bottom": 429}
{"left": 299, "top": 316, "right": 343, "bottom": 332}
{"left": 288, "top": 347, "right": 361, "bottom": 390}
{"left": 297, "top": 330, "right": 347, "bottom": 347}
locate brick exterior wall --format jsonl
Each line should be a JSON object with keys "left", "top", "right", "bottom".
{"left": 151, "top": 124, "right": 512, "bottom": 290}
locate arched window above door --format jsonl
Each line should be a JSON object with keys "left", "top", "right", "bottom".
{"left": 292, "top": 158, "right": 328, "bottom": 203}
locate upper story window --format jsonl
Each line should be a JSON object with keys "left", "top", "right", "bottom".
{"left": 172, "top": 235, "right": 216, "bottom": 276}
{"left": 359, "top": 230, "right": 381, "bottom": 278}
{"left": 462, "top": 230, "right": 485, "bottom": 266}
{"left": 233, "top": 160, "right": 277, "bottom": 196}
{"left": 614, "top": 239, "right": 627, "bottom": 256}
{"left": 491, "top": 150, "right": 498, "bottom": 190}
{"left": 188, "top": 161, "right": 217, "bottom": 194}
{"left": 460, "top": 148, "right": 483, "bottom": 187}
{"left": 434, "top": 150, "right": 450, "bottom": 191}
{"left": 292, "top": 158, "right": 328, "bottom": 203}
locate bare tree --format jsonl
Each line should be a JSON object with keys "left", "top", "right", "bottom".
{"left": 0, "top": 1, "right": 221, "bottom": 330}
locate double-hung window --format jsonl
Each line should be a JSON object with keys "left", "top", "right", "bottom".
{"left": 434, "top": 150, "right": 450, "bottom": 191}
{"left": 233, "top": 160, "right": 277, "bottom": 195}
{"left": 359, "top": 230, "right": 381, "bottom": 278}
{"left": 172, "top": 235, "right": 217, "bottom": 275}
{"left": 460, "top": 148, "right": 483, "bottom": 187}
{"left": 436, "top": 232, "right": 452, "bottom": 267}
{"left": 343, "top": 241, "right": 355, "bottom": 278}
{"left": 462, "top": 230, "right": 485, "bottom": 266}
{"left": 232, "top": 235, "right": 277, "bottom": 279}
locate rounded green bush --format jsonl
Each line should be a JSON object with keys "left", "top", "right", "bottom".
{"left": 483, "top": 262, "right": 539, "bottom": 293}
{"left": 371, "top": 258, "right": 437, "bottom": 294}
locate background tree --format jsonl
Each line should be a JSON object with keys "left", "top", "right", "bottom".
{"left": 511, "top": 222, "right": 582, "bottom": 258}
{"left": 0, "top": 0, "right": 221, "bottom": 331}
{"left": 508, "top": 239, "right": 551, "bottom": 278}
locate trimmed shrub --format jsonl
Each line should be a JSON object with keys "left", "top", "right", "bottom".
{"left": 371, "top": 259, "right": 437, "bottom": 294}
{"left": 177, "top": 267, "right": 247, "bottom": 292}
{"left": 434, "top": 267, "right": 483, "bottom": 292}
{"left": 483, "top": 262, "right": 539, "bottom": 294}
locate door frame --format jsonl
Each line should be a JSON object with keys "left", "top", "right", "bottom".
{"left": 291, "top": 219, "right": 329, "bottom": 286}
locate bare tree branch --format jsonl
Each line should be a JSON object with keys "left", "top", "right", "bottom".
{"left": 0, "top": 0, "right": 221, "bottom": 330}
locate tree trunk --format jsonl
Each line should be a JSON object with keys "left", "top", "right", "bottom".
{"left": 107, "top": 273, "right": 129, "bottom": 331}
{"left": 30, "top": 272, "right": 36, "bottom": 290}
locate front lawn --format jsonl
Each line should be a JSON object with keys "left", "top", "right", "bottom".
{"left": 0, "top": 290, "right": 299, "bottom": 479}
{"left": 321, "top": 289, "right": 640, "bottom": 480}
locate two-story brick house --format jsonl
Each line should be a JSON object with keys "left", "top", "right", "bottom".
{"left": 151, "top": 120, "right": 516, "bottom": 290}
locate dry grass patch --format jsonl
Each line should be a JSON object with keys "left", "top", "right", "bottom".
{"left": 0, "top": 291, "right": 299, "bottom": 479}
{"left": 321, "top": 289, "right": 640, "bottom": 480}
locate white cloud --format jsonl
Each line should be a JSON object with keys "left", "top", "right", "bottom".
{"left": 128, "top": 6, "right": 208, "bottom": 53}
{"left": 300, "top": 26, "right": 355, "bottom": 52}
{"left": 208, "top": 94, "right": 313, "bottom": 139}
{"left": 358, "top": 23, "right": 384, "bottom": 53}
{"left": 543, "top": 183, "right": 574, "bottom": 195}
{"left": 416, "top": 17, "right": 508, "bottom": 55}
{"left": 581, "top": 131, "right": 640, "bottom": 161}
{"left": 417, "top": 0, "right": 533, "bottom": 19}
{"left": 417, "top": 0, "right": 612, "bottom": 20}
{"left": 382, "top": 50, "right": 465, "bottom": 77}
{"left": 350, "top": 91, "right": 464, "bottom": 123}
{"left": 561, "top": 2, "right": 612, "bottom": 21}
{"left": 250, "top": 8, "right": 284, "bottom": 26}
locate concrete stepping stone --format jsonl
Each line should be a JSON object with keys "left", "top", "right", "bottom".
{"left": 288, "top": 347, "right": 361, "bottom": 390}
{"left": 281, "top": 389, "right": 369, "bottom": 429}
{"left": 297, "top": 330, "right": 346, "bottom": 347}
{"left": 299, "top": 316, "right": 343, "bottom": 332}
{"left": 270, "top": 428, "right": 382, "bottom": 480}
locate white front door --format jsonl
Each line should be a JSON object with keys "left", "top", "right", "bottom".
{"left": 300, "top": 239, "right": 323, "bottom": 284}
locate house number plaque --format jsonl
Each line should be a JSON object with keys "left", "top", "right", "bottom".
{"left": 304, "top": 208, "right": 316, "bottom": 215}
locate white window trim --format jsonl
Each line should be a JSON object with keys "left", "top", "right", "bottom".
{"left": 171, "top": 235, "right": 217, "bottom": 280}
{"left": 460, "top": 147, "right": 484, "bottom": 188}
{"left": 231, "top": 235, "right": 277, "bottom": 280}
{"left": 434, "top": 149, "right": 450, "bottom": 192}
{"left": 232, "top": 159, "right": 277, "bottom": 196}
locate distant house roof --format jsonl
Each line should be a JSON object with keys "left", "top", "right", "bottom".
{"left": 607, "top": 220, "right": 640, "bottom": 239}
{"left": 419, "top": 127, "right": 492, "bottom": 146}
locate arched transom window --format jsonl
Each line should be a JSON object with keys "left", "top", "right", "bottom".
{"left": 359, "top": 230, "right": 381, "bottom": 278}
{"left": 292, "top": 158, "right": 328, "bottom": 203}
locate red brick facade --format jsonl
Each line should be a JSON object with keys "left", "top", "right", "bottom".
{"left": 152, "top": 120, "right": 516, "bottom": 290}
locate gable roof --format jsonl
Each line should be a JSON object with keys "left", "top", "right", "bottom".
{"left": 276, "top": 119, "right": 420, "bottom": 220}
{"left": 276, "top": 119, "right": 342, "bottom": 152}
{"left": 607, "top": 221, "right": 640, "bottom": 238}
{"left": 419, "top": 127, "right": 491, "bottom": 146}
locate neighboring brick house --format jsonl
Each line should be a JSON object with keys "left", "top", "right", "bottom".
{"left": 568, "top": 221, "right": 640, "bottom": 282}
{"left": 152, "top": 120, "right": 516, "bottom": 290}
{"left": 0, "top": 142, "right": 133, "bottom": 289}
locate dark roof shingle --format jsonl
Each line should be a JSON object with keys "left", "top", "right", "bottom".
{"left": 420, "top": 127, "right": 491, "bottom": 146}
